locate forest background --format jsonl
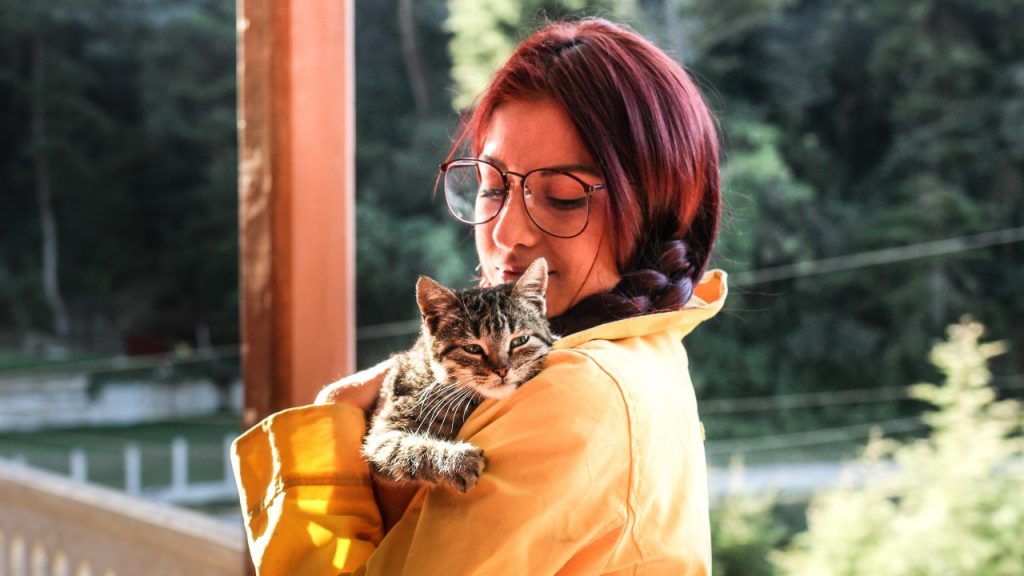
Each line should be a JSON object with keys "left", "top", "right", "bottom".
{"left": 1, "top": 0, "right": 1022, "bottom": 486}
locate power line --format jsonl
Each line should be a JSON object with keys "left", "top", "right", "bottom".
{"left": 699, "top": 386, "right": 912, "bottom": 414}
{"left": 0, "top": 345, "right": 241, "bottom": 380}
{"left": 354, "top": 225, "right": 1024, "bottom": 339}
{"left": 698, "top": 376, "right": 1024, "bottom": 415}
{"left": 704, "top": 416, "right": 927, "bottom": 456}
{"left": 730, "top": 225, "right": 1024, "bottom": 286}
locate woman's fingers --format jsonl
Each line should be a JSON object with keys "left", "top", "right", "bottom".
{"left": 315, "top": 357, "right": 394, "bottom": 411}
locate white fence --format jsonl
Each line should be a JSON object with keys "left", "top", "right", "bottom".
{"left": 0, "top": 460, "right": 244, "bottom": 576}
{"left": 3, "top": 434, "right": 238, "bottom": 509}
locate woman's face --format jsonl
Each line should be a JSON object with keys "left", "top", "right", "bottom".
{"left": 475, "top": 98, "right": 621, "bottom": 318}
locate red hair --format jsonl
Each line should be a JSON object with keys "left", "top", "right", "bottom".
{"left": 450, "top": 18, "right": 721, "bottom": 332}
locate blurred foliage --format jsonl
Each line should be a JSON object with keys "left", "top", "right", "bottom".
{"left": 0, "top": 0, "right": 237, "bottom": 352}
{"left": 669, "top": 0, "right": 1024, "bottom": 442}
{"left": 775, "top": 318, "right": 1024, "bottom": 575}
{"left": 447, "top": 0, "right": 637, "bottom": 108}
{"left": 711, "top": 463, "right": 787, "bottom": 576}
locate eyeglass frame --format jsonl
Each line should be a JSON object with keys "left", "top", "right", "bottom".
{"left": 439, "top": 157, "right": 606, "bottom": 239}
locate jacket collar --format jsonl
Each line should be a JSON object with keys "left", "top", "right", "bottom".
{"left": 551, "top": 269, "right": 728, "bottom": 349}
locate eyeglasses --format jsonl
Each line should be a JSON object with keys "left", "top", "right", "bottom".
{"left": 440, "top": 158, "right": 605, "bottom": 239}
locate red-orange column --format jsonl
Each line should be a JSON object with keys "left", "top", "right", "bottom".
{"left": 238, "top": 0, "right": 355, "bottom": 430}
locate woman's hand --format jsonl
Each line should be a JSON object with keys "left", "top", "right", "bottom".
{"left": 315, "top": 358, "right": 418, "bottom": 531}
{"left": 315, "top": 357, "right": 394, "bottom": 413}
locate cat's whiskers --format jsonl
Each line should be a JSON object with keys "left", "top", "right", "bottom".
{"left": 416, "top": 382, "right": 457, "bottom": 418}
{"left": 415, "top": 380, "right": 449, "bottom": 410}
{"left": 417, "top": 380, "right": 477, "bottom": 436}
{"left": 439, "top": 385, "right": 478, "bottom": 435}
{"left": 431, "top": 386, "right": 463, "bottom": 435}
{"left": 448, "top": 383, "right": 479, "bottom": 432}
{"left": 422, "top": 377, "right": 480, "bottom": 435}
{"left": 458, "top": 389, "right": 476, "bottom": 432}
{"left": 415, "top": 384, "right": 464, "bottom": 434}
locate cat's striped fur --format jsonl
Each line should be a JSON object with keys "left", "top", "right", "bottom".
{"left": 362, "top": 259, "right": 554, "bottom": 492}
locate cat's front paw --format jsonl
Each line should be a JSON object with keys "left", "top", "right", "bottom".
{"left": 436, "top": 441, "right": 486, "bottom": 493}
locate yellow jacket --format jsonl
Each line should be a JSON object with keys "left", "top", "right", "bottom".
{"left": 233, "top": 270, "right": 727, "bottom": 575}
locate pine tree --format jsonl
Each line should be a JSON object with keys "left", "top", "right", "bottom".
{"left": 776, "top": 317, "right": 1024, "bottom": 575}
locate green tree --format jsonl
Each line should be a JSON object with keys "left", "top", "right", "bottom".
{"left": 0, "top": 1, "right": 238, "bottom": 352}
{"left": 353, "top": 0, "right": 477, "bottom": 366}
{"left": 447, "top": 0, "right": 637, "bottom": 108}
{"left": 673, "top": 0, "right": 1024, "bottom": 444}
{"left": 711, "top": 461, "right": 786, "bottom": 576}
{"left": 775, "top": 318, "right": 1024, "bottom": 575}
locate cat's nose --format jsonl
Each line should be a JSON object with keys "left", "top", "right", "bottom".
{"left": 495, "top": 366, "right": 508, "bottom": 379}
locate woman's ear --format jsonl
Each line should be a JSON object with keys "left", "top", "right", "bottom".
{"left": 416, "top": 276, "right": 458, "bottom": 334}
{"left": 513, "top": 258, "right": 548, "bottom": 315}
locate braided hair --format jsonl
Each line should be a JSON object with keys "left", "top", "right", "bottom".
{"left": 450, "top": 18, "right": 721, "bottom": 335}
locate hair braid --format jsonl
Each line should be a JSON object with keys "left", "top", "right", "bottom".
{"left": 549, "top": 234, "right": 706, "bottom": 336}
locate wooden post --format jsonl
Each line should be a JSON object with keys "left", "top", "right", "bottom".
{"left": 238, "top": 0, "right": 356, "bottom": 431}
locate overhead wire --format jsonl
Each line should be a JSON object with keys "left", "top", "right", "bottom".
{"left": 354, "top": 225, "right": 1024, "bottom": 339}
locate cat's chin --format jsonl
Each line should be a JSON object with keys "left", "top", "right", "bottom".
{"left": 476, "top": 382, "right": 518, "bottom": 400}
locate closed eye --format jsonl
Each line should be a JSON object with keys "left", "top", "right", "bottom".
{"left": 510, "top": 335, "right": 530, "bottom": 349}
{"left": 463, "top": 344, "right": 484, "bottom": 355}
{"left": 478, "top": 188, "right": 507, "bottom": 200}
{"left": 545, "top": 197, "right": 587, "bottom": 211}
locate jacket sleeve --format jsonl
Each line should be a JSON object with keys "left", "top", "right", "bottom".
{"left": 233, "top": 350, "right": 633, "bottom": 575}
{"left": 231, "top": 403, "right": 384, "bottom": 575}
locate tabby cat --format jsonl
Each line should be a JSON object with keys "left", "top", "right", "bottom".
{"left": 362, "top": 258, "right": 554, "bottom": 492}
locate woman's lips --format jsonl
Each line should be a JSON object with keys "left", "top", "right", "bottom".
{"left": 499, "top": 269, "right": 524, "bottom": 283}
{"left": 498, "top": 268, "right": 553, "bottom": 284}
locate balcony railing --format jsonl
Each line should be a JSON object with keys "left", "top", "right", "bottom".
{"left": 0, "top": 460, "right": 243, "bottom": 576}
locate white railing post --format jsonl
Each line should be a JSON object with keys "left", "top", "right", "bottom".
{"left": 171, "top": 437, "right": 188, "bottom": 494}
{"left": 51, "top": 553, "right": 68, "bottom": 576}
{"left": 69, "top": 450, "right": 87, "bottom": 484}
{"left": 124, "top": 443, "right": 142, "bottom": 495}
{"left": 10, "top": 536, "right": 25, "bottom": 576}
{"left": 223, "top": 433, "right": 235, "bottom": 486}
{"left": 30, "top": 542, "right": 47, "bottom": 576}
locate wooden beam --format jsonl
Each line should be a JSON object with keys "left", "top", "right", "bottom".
{"left": 238, "top": 0, "right": 355, "bottom": 430}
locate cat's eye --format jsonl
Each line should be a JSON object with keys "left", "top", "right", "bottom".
{"left": 463, "top": 344, "right": 484, "bottom": 355}
{"left": 509, "top": 335, "right": 530, "bottom": 349}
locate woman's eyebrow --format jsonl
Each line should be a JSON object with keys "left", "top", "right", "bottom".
{"left": 480, "top": 154, "right": 601, "bottom": 178}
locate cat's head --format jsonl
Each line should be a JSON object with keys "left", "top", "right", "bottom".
{"left": 416, "top": 258, "right": 554, "bottom": 400}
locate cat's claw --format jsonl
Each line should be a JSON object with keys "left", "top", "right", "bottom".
{"left": 438, "top": 443, "right": 486, "bottom": 493}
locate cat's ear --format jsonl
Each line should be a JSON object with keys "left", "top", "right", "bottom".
{"left": 416, "top": 275, "right": 458, "bottom": 333}
{"left": 513, "top": 258, "right": 548, "bottom": 315}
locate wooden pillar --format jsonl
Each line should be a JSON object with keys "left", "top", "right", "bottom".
{"left": 237, "top": 0, "right": 355, "bottom": 430}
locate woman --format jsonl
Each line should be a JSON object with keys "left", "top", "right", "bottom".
{"left": 233, "top": 18, "right": 727, "bottom": 575}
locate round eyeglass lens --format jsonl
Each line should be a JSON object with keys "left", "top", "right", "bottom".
{"left": 444, "top": 160, "right": 506, "bottom": 224}
{"left": 522, "top": 170, "right": 591, "bottom": 237}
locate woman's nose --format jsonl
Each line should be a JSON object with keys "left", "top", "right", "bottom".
{"left": 490, "top": 182, "right": 541, "bottom": 251}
